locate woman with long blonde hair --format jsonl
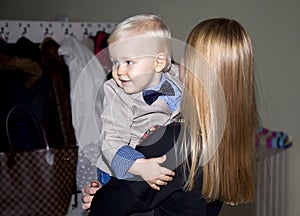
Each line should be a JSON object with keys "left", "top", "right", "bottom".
{"left": 84, "top": 17, "right": 259, "bottom": 215}
{"left": 181, "top": 18, "right": 259, "bottom": 204}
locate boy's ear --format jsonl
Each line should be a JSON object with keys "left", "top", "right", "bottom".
{"left": 154, "top": 52, "right": 167, "bottom": 72}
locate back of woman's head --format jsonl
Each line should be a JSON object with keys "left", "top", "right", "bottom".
{"left": 182, "top": 18, "right": 259, "bottom": 204}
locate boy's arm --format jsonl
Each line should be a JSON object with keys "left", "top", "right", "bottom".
{"left": 100, "top": 81, "right": 134, "bottom": 165}
{"left": 128, "top": 155, "right": 175, "bottom": 190}
{"left": 112, "top": 125, "right": 175, "bottom": 190}
{"left": 111, "top": 144, "right": 175, "bottom": 191}
{"left": 111, "top": 145, "right": 145, "bottom": 179}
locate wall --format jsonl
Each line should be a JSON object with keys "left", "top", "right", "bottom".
{"left": 1, "top": 0, "right": 299, "bottom": 215}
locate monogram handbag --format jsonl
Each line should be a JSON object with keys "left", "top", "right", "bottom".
{"left": 0, "top": 105, "right": 78, "bottom": 216}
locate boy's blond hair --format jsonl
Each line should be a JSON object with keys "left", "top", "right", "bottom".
{"left": 108, "top": 14, "right": 172, "bottom": 71}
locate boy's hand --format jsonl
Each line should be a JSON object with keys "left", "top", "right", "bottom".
{"left": 129, "top": 155, "right": 175, "bottom": 190}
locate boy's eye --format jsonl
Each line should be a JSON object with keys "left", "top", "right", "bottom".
{"left": 125, "top": 60, "right": 133, "bottom": 65}
{"left": 112, "top": 60, "right": 119, "bottom": 67}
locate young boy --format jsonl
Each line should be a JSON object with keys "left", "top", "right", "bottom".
{"left": 96, "top": 14, "right": 181, "bottom": 190}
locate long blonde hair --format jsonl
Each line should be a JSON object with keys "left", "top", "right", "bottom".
{"left": 181, "top": 18, "right": 259, "bottom": 204}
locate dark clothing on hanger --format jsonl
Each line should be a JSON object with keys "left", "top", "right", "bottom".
{"left": 0, "top": 37, "right": 75, "bottom": 152}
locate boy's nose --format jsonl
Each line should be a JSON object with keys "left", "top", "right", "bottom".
{"left": 116, "top": 64, "right": 127, "bottom": 75}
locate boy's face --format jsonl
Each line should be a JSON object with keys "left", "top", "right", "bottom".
{"left": 111, "top": 56, "right": 160, "bottom": 94}
{"left": 109, "top": 37, "right": 163, "bottom": 94}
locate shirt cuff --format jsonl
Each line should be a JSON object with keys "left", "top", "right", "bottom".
{"left": 97, "top": 168, "right": 111, "bottom": 185}
{"left": 111, "top": 145, "right": 145, "bottom": 179}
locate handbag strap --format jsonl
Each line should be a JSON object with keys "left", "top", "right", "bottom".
{"left": 5, "top": 105, "right": 54, "bottom": 166}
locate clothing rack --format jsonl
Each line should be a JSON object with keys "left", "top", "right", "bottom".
{"left": 0, "top": 19, "right": 115, "bottom": 196}
{"left": 0, "top": 20, "right": 116, "bottom": 43}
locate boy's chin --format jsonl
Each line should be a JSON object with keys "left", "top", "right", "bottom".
{"left": 123, "top": 88, "right": 140, "bottom": 95}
